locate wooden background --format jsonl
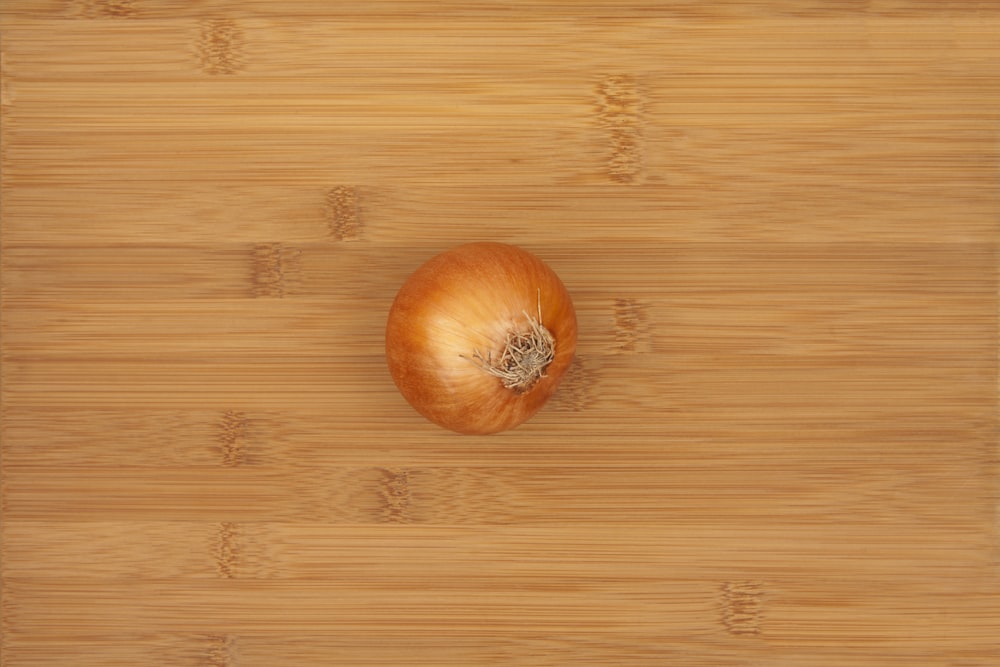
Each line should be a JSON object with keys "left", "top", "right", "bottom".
{"left": 1, "top": 2, "right": 998, "bottom": 665}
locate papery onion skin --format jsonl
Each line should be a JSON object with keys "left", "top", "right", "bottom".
{"left": 386, "top": 242, "right": 577, "bottom": 435}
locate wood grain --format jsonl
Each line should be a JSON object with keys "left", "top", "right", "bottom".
{"left": 2, "top": 2, "right": 998, "bottom": 665}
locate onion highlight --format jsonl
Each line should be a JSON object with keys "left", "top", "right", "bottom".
{"left": 385, "top": 242, "right": 577, "bottom": 435}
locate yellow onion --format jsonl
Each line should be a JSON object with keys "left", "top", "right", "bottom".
{"left": 385, "top": 242, "right": 577, "bottom": 434}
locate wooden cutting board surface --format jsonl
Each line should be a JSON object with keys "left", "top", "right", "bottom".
{"left": 2, "top": 2, "right": 998, "bottom": 665}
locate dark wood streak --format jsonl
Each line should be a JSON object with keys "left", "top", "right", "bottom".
{"left": 550, "top": 356, "right": 597, "bottom": 413}
{"left": 69, "top": 0, "right": 137, "bottom": 18}
{"left": 196, "top": 18, "right": 246, "bottom": 75}
{"left": 214, "top": 522, "right": 241, "bottom": 579}
{"left": 325, "top": 186, "right": 363, "bottom": 241}
{"left": 596, "top": 74, "right": 644, "bottom": 183}
{"left": 250, "top": 243, "right": 302, "bottom": 298}
{"left": 720, "top": 580, "right": 764, "bottom": 636}
{"left": 218, "top": 410, "right": 248, "bottom": 467}
{"left": 613, "top": 297, "right": 652, "bottom": 354}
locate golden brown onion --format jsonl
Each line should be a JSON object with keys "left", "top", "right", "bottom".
{"left": 385, "top": 242, "right": 577, "bottom": 435}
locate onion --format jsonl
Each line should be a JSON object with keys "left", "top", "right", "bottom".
{"left": 385, "top": 242, "right": 577, "bottom": 435}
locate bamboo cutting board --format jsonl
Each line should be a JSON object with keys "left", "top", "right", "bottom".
{"left": 1, "top": 2, "right": 998, "bottom": 665}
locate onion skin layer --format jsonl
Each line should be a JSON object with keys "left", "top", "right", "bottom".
{"left": 385, "top": 242, "right": 577, "bottom": 435}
